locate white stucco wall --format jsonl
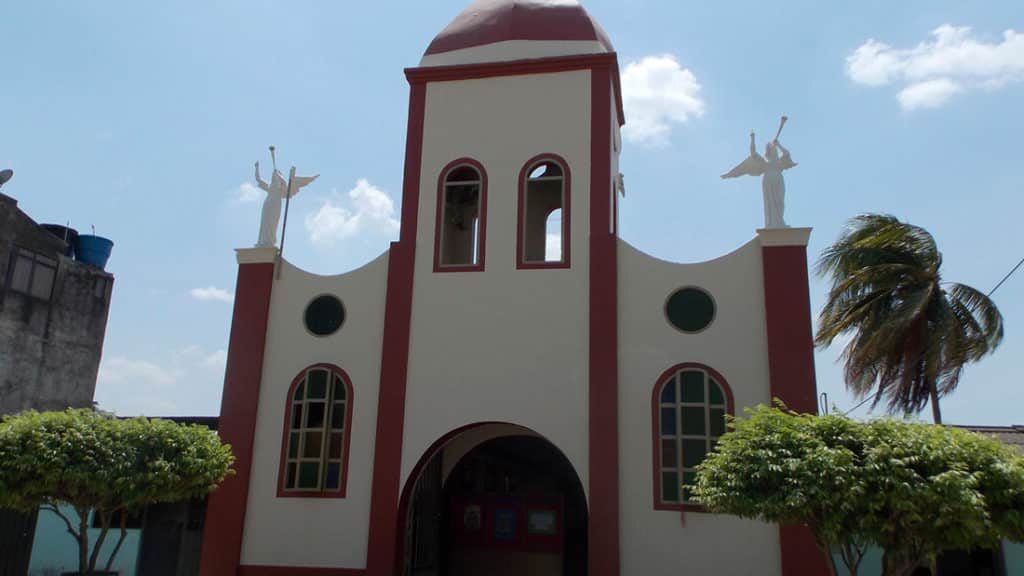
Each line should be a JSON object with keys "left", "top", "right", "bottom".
{"left": 617, "top": 238, "right": 781, "bottom": 576}
{"left": 240, "top": 254, "right": 388, "bottom": 568}
{"left": 400, "top": 70, "right": 594, "bottom": 496}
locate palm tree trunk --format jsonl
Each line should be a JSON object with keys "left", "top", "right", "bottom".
{"left": 929, "top": 380, "right": 942, "bottom": 424}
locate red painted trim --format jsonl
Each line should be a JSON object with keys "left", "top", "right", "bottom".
{"left": 275, "top": 364, "right": 355, "bottom": 499}
{"left": 425, "top": 0, "right": 614, "bottom": 56}
{"left": 588, "top": 63, "right": 619, "bottom": 576}
{"left": 761, "top": 245, "right": 818, "bottom": 414}
{"left": 406, "top": 53, "right": 624, "bottom": 127}
{"left": 433, "top": 158, "right": 488, "bottom": 273}
{"left": 649, "top": 363, "right": 736, "bottom": 512}
{"left": 761, "top": 243, "right": 830, "bottom": 576}
{"left": 365, "top": 82, "right": 426, "bottom": 576}
{"left": 198, "top": 261, "right": 275, "bottom": 576}
{"left": 516, "top": 153, "right": 571, "bottom": 270}
{"left": 239, "top": 567, "right": 364, "bottom": 576}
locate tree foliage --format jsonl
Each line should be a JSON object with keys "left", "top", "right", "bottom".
{"left": 693, "top": 405, "right": 1024, "bottom": 576}
{"left": 0, "top": 409, "right": 234, "bottom": 575}
{"left": 815, "top": 214, "right": 1003, "bottom": 423}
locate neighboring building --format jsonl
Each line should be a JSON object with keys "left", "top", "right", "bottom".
{"left": 0, "top": 184, "right": 114, "bottom": 576}
{"left": 0, "top": 191, "right": 114, "bottom": 414}
{"left": 963, "top": 425, "right": 1024, "bottom": 455}
{"left": 198, "top": 2, "right": 825, "bottom": 575}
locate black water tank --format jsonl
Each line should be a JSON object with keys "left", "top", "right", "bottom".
{"left": 40, "top": 224, "right": 78, "bottom": 257}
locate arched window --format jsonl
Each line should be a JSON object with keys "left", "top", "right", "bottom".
{"left": 434, "top": 158, "right": 487, "bottom": 272}
{"left": 278, "top": 364, "right": 353, "bottom": 497}
{"left": 518, "top": 154, "right": 570, "bottom": 269}
{"left": 652, "top": 363, "right": 734, "bottom": 509}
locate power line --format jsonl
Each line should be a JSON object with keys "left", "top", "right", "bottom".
{"left": 842, "top": 394, "right": 874, "bottom": 416}
{"left": 988, "top": 256, "right": 1024, "bottom": 297}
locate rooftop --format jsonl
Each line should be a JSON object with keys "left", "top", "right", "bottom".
{"left": 421, "top": 0, "right": 613, "bottom": 67}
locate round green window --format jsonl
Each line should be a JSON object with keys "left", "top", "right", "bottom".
{"left": 305, "top": 295, "right": 345, "bottom": 336}
{"left": 665, "top": 287, "right": 715, "bottom": 333}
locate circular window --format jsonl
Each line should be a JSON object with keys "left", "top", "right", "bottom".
{"left": 665, "top": 287, "right": 715, "bottom": 333}
{"left": 304, "top": 295, "right": 345, "bottom": 336}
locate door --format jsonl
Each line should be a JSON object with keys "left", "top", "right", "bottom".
{"left": 409, "top": 456, "right": 444, "bottom": 576}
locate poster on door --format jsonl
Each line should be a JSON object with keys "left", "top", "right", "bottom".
{"left": 494, "top": 508, "right": 516, "bottom": 541}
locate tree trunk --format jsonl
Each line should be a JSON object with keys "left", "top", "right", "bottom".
{"left": 882, "top": 549, "right": 921, "bottom": 576}
{"left": 88, "top": 511, "right": 111, "bottom": 573}
{"left": 929, "top": 379, "right": 942, "bottom": 424}
{"left": 813, "top": 538, "right": 839, "bottom": 576}
{"left": 76, "top": 507, "right": 90, "bottom": 576}
{"left": 104, "top": 510, "right": 129, "bottom": 572}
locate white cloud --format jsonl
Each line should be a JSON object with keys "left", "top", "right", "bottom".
{"left": 233, "top": 182, "right": 262, "bottom": 203}
{"left": 305, "top": 179, "right": 400, "bottom": 247}
{"left": 94, "top": 346, "right": 228, "bottom": 417}
{"left": 621, "top": 54, "right": 705, "bottom": 147}
{"left": 846, "top": 25, "right": 1024, "bottom": 110}
{"left": 897, "top": 78, "right": 963, "bottom": 111}
{"left": 189, "top": 286, "right": 233, "bottom": 303}
{"left": 201, "top": 349, "right": 227, "bottom": 370}
{"left": 98, "top": 356, "right": 176, "bottom": 388}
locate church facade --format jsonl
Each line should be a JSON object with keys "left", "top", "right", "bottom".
{"left": 198, "top": 2, "right": 825, "bottom": 575}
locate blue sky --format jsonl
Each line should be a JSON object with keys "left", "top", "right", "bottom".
{"left": 2, "top": 1, "right": 1021, "bottom": 424}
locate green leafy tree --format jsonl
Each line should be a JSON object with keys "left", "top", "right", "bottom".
{"left": 816, "top": 214, "right": 1003, "bottom": 423}
{"left": 693, "top": 405, "right": 1024, "bottom": 576}
{"left": 0, "top": 409, "right": 234, "bottom": 575}
{"left": 861, "top": 420, "right": 1024, "bottom": 575}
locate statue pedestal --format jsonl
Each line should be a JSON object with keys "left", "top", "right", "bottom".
{"left": 756, "top": 227, "right": 811, "bottom": 247}
{"left": 235, "top": 246, "right": 278, "bottom": 264}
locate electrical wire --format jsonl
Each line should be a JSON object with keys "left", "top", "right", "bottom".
{"left": 841, "top": 394, "right": 874, "bottom": 416}
{"left": 988, "top": 256, "right": 1024, "bottom": 297}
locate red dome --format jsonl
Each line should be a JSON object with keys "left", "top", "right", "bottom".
{"left": 425, "top": 0, "right": 614, "bottom": 56}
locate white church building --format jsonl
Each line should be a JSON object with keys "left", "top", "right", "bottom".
{"left": 198, "top": 1, "right": 826, "bottom": 575}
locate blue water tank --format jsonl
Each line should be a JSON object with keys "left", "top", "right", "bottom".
{"left": 76, "top": 235, "right": 114, "bottom": 270}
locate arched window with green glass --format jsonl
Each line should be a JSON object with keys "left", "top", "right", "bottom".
{"left": 278, "top": 364, "right": 354, "bottom": 498}
{"left": 652, "top": 363, "right": 734, "bottom": 510}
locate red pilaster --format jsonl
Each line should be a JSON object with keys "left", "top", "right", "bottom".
{"left": 199, "top": 248, "right": 277, "bottom": 576}
{"left": 365, "top": 81, "right": 426, "bottom": 576}
{"left": 759, "top": 228, "right": 830, "bottom": 576}
{"left": 588, "top": 63, "right": 620, "bottom": 576}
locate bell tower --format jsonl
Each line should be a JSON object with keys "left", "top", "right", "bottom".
{"left": 365, "top": 2, "right": 625, "bottom": 575}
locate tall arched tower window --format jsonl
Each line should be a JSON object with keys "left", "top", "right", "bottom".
{"left": 434, "top": 158, "right": 487, "bottom": 272}
{"left": 278, "top": 364, "right": 354, "bottom": 497}
{"left": 652, "top": 363, "right": 734, "bottom": 510}
{"left": 518, "top": 154, "right": 571, "bottom": 269}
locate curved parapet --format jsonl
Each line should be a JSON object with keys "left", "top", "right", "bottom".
{"left": 238, "top": 249, "right": 389, "bottom": 568}
{"left": 617, "top": 236, "right": 781, "bottom": 575}
{"left": 617, "top": 236, "right": 771, "bottom": 409}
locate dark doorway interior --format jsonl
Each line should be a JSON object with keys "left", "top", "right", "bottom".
{"left": 911, "top": 546, "right": 1006, "bottom": 576}
{"left": 0, "top": 508, "right": 37, "bottom": 576}
{"left": 405, "top": 434, "right": 587, "bottom": 576}
{"left": 135, "top": 499, "right": 207, "bottom": 576}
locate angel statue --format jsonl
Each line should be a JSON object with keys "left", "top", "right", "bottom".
{"left": 721, "top": 117, "right": 797, "bottom": 228}
{"left": 254, "top": 149, "right": 318, "bottom": 247}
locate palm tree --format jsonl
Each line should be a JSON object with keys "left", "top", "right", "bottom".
{"left": 815, "top": 214, "right": 1003, "bottom": 423}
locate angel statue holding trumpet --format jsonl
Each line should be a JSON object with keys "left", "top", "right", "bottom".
{"left": 721, "top": 116, "right": 797, "bottom": 229}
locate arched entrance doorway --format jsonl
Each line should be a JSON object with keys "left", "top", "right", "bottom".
{"left": 398, "top": 424, "right": 588, "bottom": 576}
